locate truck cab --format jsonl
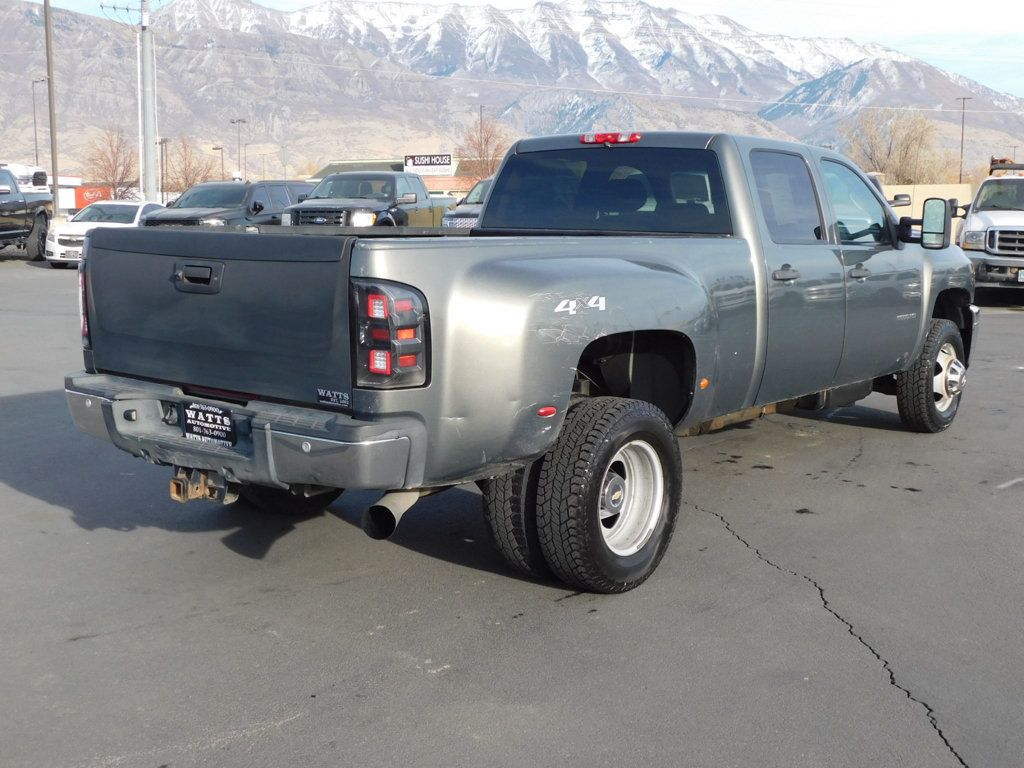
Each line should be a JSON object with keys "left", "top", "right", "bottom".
{"left": 958, "top": 163, "right": 1024, "bottom": 286}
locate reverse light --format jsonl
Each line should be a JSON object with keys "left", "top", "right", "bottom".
{"left": 352, "top": 279, "right": 429, "bottom": 389}
{"left": 580, "top": 132, "right": 642, "bottom": 145}
{"left": 78, "top": 259, "right": 91, "bottom": 350}
{"left": 201, "top": 218, "right": 227, "bottom": 226}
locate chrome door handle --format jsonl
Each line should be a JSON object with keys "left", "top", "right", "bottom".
{"left": 771, "top": 264, "right": 801, "bottom": 281}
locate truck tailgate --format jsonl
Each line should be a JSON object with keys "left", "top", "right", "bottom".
{"left": 85, "top": 229, "right": 353, "bottom": 409}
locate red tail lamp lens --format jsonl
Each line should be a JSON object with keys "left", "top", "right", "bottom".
{"left": 396, "top": 327, "right": 416, "bottom": 340}
{"left": 394, "top": 298, "right": 414, "bottom": 312}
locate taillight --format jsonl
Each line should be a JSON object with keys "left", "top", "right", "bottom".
{"left": 351, "top": 279, "right": 428, "bottom": 388}
{"left": 79, "top": 258, "right": 91, "bottom": 349}
{"left": 580, "top": 132, "right": 642, "bottom": 144}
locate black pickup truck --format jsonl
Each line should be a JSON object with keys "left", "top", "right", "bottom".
{"left": 0, "top": 166, "right": 52, "bottom": 260}
{"left": 282, "top": 172, "right": 454, "bottom": 227}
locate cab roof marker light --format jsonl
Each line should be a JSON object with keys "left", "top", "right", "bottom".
{"left": 580, "top": 132, "right": 642, "bottom": 145}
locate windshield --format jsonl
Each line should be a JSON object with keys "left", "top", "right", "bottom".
{"left": 173, "top": 186, "right": 247, "bottom": 208}
{"left": 309, "top": 176, "right": 394, "bottom": 200}
{"left": 482, "top": 147, "right": 732, "bottom": 234}
{"left": 974, "top": 179, "right": 1024, "bottom": 212}
{"left": 71, "top": 203, "right": 138, "bottom": 223}
{"left": 464, "top": 178, "right": 492, "bottom": 205}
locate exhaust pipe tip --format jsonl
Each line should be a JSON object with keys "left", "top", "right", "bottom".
{"left": 362, "top": 505, "right": 398, "bottom": 540}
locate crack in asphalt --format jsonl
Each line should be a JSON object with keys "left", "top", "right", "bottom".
{"left": 836, "top": 431, "right": 865, "bottom": 480}
{"left": 696, "top": 503, "right": 968, "bottom": 768}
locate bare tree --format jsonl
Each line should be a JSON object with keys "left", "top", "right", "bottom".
{"left": 84, "top": 127, "right": 138, "bottom": 199}
{"left": 841, "top": 110, "right": 956, "bottom": 184}
{"left": 165, "top": 136, "right": 216, "bottom": 194}
{"left": 455, "top": 114, "right": 512, "bottom": 180}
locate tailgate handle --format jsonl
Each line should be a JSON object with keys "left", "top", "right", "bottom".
{"left": 180, "top": 265, "right": 212, "bottom": 284}
{"left": 173, "top": 262, "right": 223, "bottom": 294}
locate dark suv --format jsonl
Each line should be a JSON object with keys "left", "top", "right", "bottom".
{"left": 142, "top": 180, "right": 314, "bottom": 228}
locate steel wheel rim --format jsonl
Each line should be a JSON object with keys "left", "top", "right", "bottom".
{"left": 933, "top": 342, "right": 965, "bottom": 413}
{"left": 598, "top": 439, "right": 665, "bottom": 556}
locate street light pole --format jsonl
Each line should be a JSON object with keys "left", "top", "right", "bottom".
{"left": 957, "top": 96, "right": 973, "bottom": 183}
{"left": 243, "top": 143, "right": 251, "bottom": 179}
{"left": 230, "top": 118, "right": 246, "bottom": 178}
{"left": 212, "top": 146, "right": 224, "bottom": 179}
{"left": 31, "top": 78, "right": 47, "bottom": 167}
{"left": 1012, "top": 145, "right": 1019, "bottom": 162}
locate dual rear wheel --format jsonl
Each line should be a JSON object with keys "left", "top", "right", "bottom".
{"left": 482, "top": 397, "right": 682, "bottom": 594}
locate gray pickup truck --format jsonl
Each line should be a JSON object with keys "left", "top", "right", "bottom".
{"left": 0, "top": 165, "right": 52, "bottom": 260}
{"left": 66, "top": 131, "right": 978, "bottom": 593}
{"left": 282, "top": 172, "right": 454, "bottom": 227}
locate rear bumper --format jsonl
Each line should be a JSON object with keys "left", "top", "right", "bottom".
{"left": 65, "top": 372, "right": 425, "bottom": 491}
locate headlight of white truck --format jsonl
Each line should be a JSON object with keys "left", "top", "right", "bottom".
{"left": 962, "top": 230, "right": 986, "bottom": 250}
{"left": 351, "top": 211, "right": 377, "bottom": 227}
{"left": 201, "top": 218, "right": 227, "bottom": 227}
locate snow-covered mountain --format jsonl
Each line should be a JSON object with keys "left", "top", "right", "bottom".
{"left": 1, "top": 0, "right": 1020, "bottom": 175}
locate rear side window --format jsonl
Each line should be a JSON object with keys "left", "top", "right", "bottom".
{"left": 481, "top": 147, "right": 732, "bottom": 234}
{"left": 0, "top": 170, "right": 16, "bottom": 188}
{"left": 750, "top": 150, "right": 824, "bottom": 244}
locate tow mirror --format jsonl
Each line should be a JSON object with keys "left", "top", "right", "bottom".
{"left": 398, "top": 192, "right": 417, "bottom": 204}
{"left": 251, "top": 200, "right": 265, "bottom": 214}
{"left": 921, "top": 197, "right": 951, "bottom": 250}
{"left": 888, "top": 193, "right": 912, "bottom": 207}
{"left": 297, "top": 194, "right": 308, "bottom": 203}
{"left": 32, "top": 170, "right": 48, "bottom": 187}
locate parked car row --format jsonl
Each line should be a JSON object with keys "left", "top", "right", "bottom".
{"left": 40, "top": 170, "right": 496, "bottom": 268}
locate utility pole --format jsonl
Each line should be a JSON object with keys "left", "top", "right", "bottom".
{"left": 1012, "top": 145, "right": 1019, "bottom": 162}
{"left": 261, "top": 154, "right": 267, "bottom": 179}
{"left": 230, "top": 118, "right": 246, "bottom": 178}
{"left": 43, "top": 1, "right": 59, "bottom": 206}
{"left": 212, "top": 146, "right": 225, "bottom": 179}
{"left": 957, "top": 96, "right": 973, "bottom": 184}
{"left": 138, "top": 0, "right": 158, "bottom": 200}
{"left": 31, "top": 78, "right": 47, "bottom": 167}
{"left": 244, "top": 143, "right": 251, "bottom": 179}
{"left": 478, "top": 104, "right": 484, "bottom": 175}
{"left": 101, "top": 0, "right": 158, "bottom": 199}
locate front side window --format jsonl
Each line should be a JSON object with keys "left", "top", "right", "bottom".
{"left": 268, "top": 184, "right": 291, "bottom": 209}
{"left": 749, "top": 150, "right": 824, "bottom": 244}
{"left": 482, "top": 147, "right": 732, "bottom": 234}
{"left": 821, "top": 160, "right": 892, "bottom": 245}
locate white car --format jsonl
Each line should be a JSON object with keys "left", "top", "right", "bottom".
{"left": 45, "top": 200, "right": 164, "bottom": 268}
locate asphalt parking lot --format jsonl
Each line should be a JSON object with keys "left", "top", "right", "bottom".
{"left": 1, "top": 257, "right": 1022, "bottom": 768}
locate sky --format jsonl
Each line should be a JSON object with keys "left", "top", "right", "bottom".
{"left": 33, "top": 0, "right": 1024, "bottom": 97}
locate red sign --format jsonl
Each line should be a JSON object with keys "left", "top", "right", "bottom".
{"left": 74, "top": 186, "right": 112, "bottom": 209}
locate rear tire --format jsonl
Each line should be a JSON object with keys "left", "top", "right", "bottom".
{"left": 481, "top": 462, "right": 551, "bottom": 579}
{"left": 536, "top": 397, "right": 682, "bottom": 593}
{"left": 896, "top": 318, "right": 966, "bottom": 433}
{"left": 240, "top": 485, "right": 342, "bottom": 516}
{"left": 26, "top": 214, "right": 47, "bottom": 261}
{"left": 49, "top": 261, "right": 69, "bottom": 269}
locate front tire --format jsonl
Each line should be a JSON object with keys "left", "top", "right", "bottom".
{"left": 536, "top": 397, "right": 682, "bottom": 593}
{"left": 27, "top": 215, "right": 48, "bottom": 261}
{"left": 239, "top": 485, "right": 342, "bottom": 516}
{"left": 896, "top": 318, "right": 966, "bottom": 433}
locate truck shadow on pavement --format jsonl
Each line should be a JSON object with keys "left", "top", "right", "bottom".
{"left": 0, "top": 389, "right": 530, "bottom": 580}
{"left": 784, "top": 403, "right": 909, "bottom": 432}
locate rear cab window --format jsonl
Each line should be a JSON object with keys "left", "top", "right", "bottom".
{"left": 481, "top": 147, "right": 733, "bottom": 234}
{"left": 749, "top": 150, "right": 824, "bottom": 244}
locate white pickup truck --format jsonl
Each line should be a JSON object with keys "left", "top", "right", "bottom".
{"left": 958, "top": 161, "right": 1024, "bottom": 287}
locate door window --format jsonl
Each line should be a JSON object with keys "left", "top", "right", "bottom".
{"left": 268, "top": 184, "right": 291, "bottom": 210}
{"left": 821, "top": 160, "right": 892, "bottom": 245}
{"left": 750, "top": 150, "right": 824, "bottom": 244}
